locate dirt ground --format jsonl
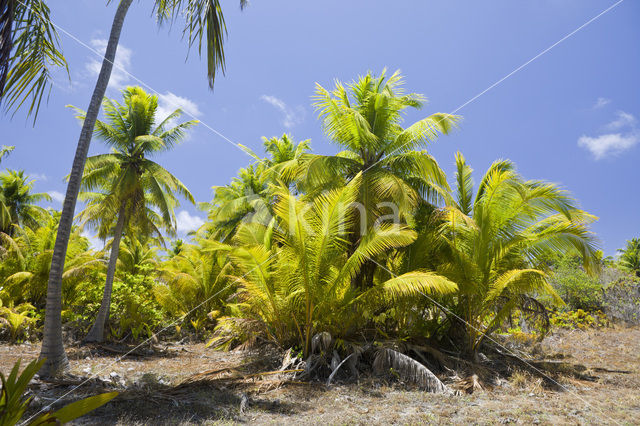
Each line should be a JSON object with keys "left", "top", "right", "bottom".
{"left": 1, "top": 326, "right": 639, "bottom": 425}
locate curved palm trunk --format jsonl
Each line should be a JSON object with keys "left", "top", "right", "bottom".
{"left": 84, "top": 205, "right": 126, "bottom": 343}
{"left": 38, "top": 0, "right": 133, "bottom": 378}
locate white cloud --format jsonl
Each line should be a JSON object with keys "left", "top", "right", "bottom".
{"left": 579, "top": 110, "right": 639, "bottom": 160}
{"left": 176, "top": 210, "right": 205, "bottom": 234}
{"left": 86, "top": 39, "right": 133, "bottom": 91}
{"left": 48, "top": 190, "right": 65, "bottom": 203}
{"left": 593, "top": 97, "right": 611, "bottom": 109}
{"left": 260, "top": 95, "right": 305, "bottom": 129}
{"left": 28, "top": 172, "right": 48, "bottom": 182}
{"left": 604, "top": 111, "right": 637, "bottom": 131}
{"left": 578, "top": 133, "right": 639, "bottom": 160}
{"left": 156, "top": 92, "right": 202, "bottom": 126}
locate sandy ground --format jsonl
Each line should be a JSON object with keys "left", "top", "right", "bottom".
{"left": 1, "top": 326, "right": 638, "bottom": 425}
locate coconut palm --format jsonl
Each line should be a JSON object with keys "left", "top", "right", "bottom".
{"left": 0, "top": 170, "right": 50, "bottom": 236}
{"left": 0, "top": 0, "right": 67, "bottom": 120}
{"left": 307, "top": 69, "right": 459, "bottom": 289}
{"left": 224, "top": 173, "right": 458, "bottom": 357}
{"left": 115, "top": 236, "right": 159, "bottom": 278}
{"left": 201, "top": 134, "right": 310, "bottom": 241}
{"left": 201, "top": 162, "right": 269, "bottom": 241}
{"left": 309, "top": 69, "right": 458, "bottom": 215}
{"left": 74, "top": 86, "right": 195, "bottom": 343}
{"left": 261, "top": 134, "right": 311, "bottom": 187}
{"left": 156, "top": 240, "right": 233, "bottom": 329}
{"left": 0, "top": 211, "right": 99, "bottom": 309}
{"left": 435, "top": 152, "right": 599, "bottom": 357}
{"left": 40, "top": 0, "right": 248, "bottom": 377}
{"left": 0, "top": 146, "right": 15, "bottom": 232}
{"left": 617, "top": 238, "right": 640, "bottom": 277}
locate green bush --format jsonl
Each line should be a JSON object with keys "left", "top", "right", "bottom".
{"left": 0, "top": 301, "right": 39, "bottom": 342}
{"left": 71, "top": 264, "right": 163, "bottom": 341}
{"left": 109, "top": 269, "right": 163, "bottom": 341}
{"left": 549, "top": 255, "right": 603, "bottom": 311}
{"left": 550, "top": 309, "right": 607, "bottom": 329}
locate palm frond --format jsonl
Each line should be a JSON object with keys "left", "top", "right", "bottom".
{"left": 373, "top": 348, "right": 448, "bottom": 393}
{"left": 1, "top": 0, "right": 68, "bottom": 122}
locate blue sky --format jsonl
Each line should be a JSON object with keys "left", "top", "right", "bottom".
{"left": 2, "top": 0, "right": 639, "bottom": 254}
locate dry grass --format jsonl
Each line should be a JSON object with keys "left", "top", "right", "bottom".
{"left": 1, "top": 326, "right": 639, "bottom": 424}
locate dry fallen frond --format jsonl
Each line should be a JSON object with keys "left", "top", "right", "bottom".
{"left": 373, "top": 348, "right": 449, "bottom": 393}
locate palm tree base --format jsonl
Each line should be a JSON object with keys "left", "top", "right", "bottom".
{"left": 82, "top": 326, "right": 105, "bottom": 344}
{"left": 38, "top": 353, "right": 70, "bottom": 379}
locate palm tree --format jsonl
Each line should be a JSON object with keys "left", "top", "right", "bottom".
{"left": 308, "top": 69, "right": 459, "bottom": 289}
{"left": 0, "top": 145, "right": 14, "bottom": 162}
{"left": 116, "top": 235, "right": 159, "bottom": 278}
{"left": 0, "top": 211, "right": 99, "bottom": 309}
{"left": 618, "top": 238, "right": 640, "bottom": 277}
{"left": 201, "top": 162, "right": 269, "bottom": 241}
{"left": 226, "top": 173, "right": 458, "bottom": 357}
{"left": 201, "top": 134, "right": 310, "bottom": 241}
{"left": 39, "top": 0, "right": 248, "bottom": 377}
{"left": 0, "top": 146, "right": 15, "bottom": 231}
{"left": 156, "top": 240, "right": 233, "bottom": 329}
{"left": 435, "top": 152, "right": 599, "bottom": 357}
{"left": 0, "top": 0, "right": 67, "bottom": 120}
{"left": 74, "top": 86, "right": 195, "bottom": 343}
{"left": 262, "top": 134, "right": 311, "bottom": 187}
{"left": 0, "top": 170, "right": 50, "bottom": 236}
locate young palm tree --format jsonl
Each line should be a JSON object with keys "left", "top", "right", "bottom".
{"left": 156, "top": 240, "right": 233, "bottom": 328}
{"left": 309, "top": 69, "right": 458, "bottom": 214}
{"left": 225, "top": 174, "right": 458, "bottom": 357}
{"left": 74, "top": 86, "right": 195, "bottom": 343}
{"left": 261, "top": 134, "right": 311, "bottom": 187}
{"left": 40, "top": 0, "right": 248, "bottom": 377}
{"left": 0, "top": 146, "right": 14, "bottom": 230}
{"left": 617, "top": 238, "right": 640, "bottom": 277}
{"left": 0, "top": 170, "right": 50, "bottom": 236}
{"left": 115, "top": 236, "right": 159, "bottom": 278}
{"left": 307, "top": 70, "right": 460, "bottom": 290}
{"left": 435, "top": 152, "right": 599, "bottom": 357}
{"left": 201, "top": 134, "right": 310, "bottom": 241}
{"left": 1, "top": 211, "right": 99, "bottom": 309}
{"left": 201, "top": 163, "right": 269, "bottom": 241}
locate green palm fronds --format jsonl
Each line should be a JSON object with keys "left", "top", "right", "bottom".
{"left": 156, "top": 241, "right": 233, "bottom": 325}
{"left": 0, "top": 0, "right": 67, "bottom": 121}
{"left": 617, "top": 238, "right": 640, "bottom": 277}
{"left": 225, "top": 174, "right": 457, "bottom": 356}
{"left": 200, "top": 134, "right": 310, "bottom": 241}
{"left": 74, "top": 86, "right": 196, "bottom": 240}
{"left": 435, "top": 152, "right": 599, "bottom": 353}
{"left": 0, "top": 170, "right": 50, "bottom": 236}
{"left": 0, "top": 211, "right": 98, "bottom": 309}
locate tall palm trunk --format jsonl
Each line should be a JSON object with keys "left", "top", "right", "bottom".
{"left": 38, "top": 0, "right": 133, "bottom": 377}
{"left": 84, "top": 204, "right": 126, "bottom": 342}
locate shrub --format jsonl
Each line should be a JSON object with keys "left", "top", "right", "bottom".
{"left": 504, "top": 327, "right": 539, "bottom": 345}
{"left": 549, "top": 309, "right": 607, "bottom": 329}
{"left": 602, "top": 274, "right": 640, "bottom": 324}
{"left": 107, "top": 269, "right": 163, "bottom": 341}
{"left": 549, "top": 255, "right": 603, "bottom": 311}
{"left": 71, "top": 265, "right": 163, "bottom": 342}
{"left": 0, "top": 301, "right": 38, "bottom": 342}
